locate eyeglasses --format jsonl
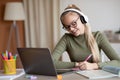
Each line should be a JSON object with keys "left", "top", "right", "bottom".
{"left": 63, "top": 17, "right": 79, "bottom": 31}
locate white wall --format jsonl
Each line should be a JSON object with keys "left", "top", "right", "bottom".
{"left": 60, "top": 0, "right": 120, "bottom": 34}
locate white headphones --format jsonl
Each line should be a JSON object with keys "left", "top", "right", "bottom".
{"left": 62, "top": 8, "right": 89, "bottom": 23}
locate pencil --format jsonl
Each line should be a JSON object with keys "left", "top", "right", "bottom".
{"left": 84, "top": 54, "right": 92, "bottom": 61}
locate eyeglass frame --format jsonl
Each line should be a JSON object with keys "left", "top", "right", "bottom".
{"left": 62, "top": 16, "right": 80, "bottom": 31}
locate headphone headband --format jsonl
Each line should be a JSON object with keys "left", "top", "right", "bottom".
{"left": 62, "top": 9, "right": 89, "bottom": 23}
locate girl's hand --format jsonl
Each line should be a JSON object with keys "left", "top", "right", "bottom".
{"left": 78, "top": 61, "right": 98, "bottom": 70}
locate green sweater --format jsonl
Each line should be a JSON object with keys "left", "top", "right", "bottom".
{"left": 52, "top": 31, "right": 120, "bottom": 69}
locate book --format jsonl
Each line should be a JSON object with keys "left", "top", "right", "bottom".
{"left": 0, "top": 69, "right": 25, "bottom": 79}
{"left": 102, "top": 66, "right": 120, "bottom": 76}
{"left": 76, "top": 70, "right": 117, "bottom": 79}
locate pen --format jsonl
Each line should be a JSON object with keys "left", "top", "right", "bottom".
{"left": 14, "top": 54, "right": 18, "bottom": 60}
{"left": 6, "top": 50, "right": 8, "bottom": 59}
{"left": 0, "top": 53, "right": 4, "bottom": 60}
{"left": 2, "top": 53, "right": 8, "bottom": 60}
{"left": 84, "top": 54, "right": 92, "bottom": 61}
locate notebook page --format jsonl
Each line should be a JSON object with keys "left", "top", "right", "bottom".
{"left": 76, "top": 70, "right": 117, "bottom": 79}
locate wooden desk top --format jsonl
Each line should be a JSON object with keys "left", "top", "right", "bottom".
{"left": 13, "top": 71, "right": 120, "bottom": 80}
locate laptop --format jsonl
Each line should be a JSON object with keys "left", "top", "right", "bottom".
{"left": 17, "top": 48, "right": 57, "bottom": 76}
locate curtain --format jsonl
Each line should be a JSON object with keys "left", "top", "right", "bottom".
{"left": 23, "top": 0, "right": 60, "bottom": 50}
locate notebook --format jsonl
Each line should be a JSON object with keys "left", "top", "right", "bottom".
{"left": 76, "top": 70, "right": 117, "bottom": 79}
{"left": 102, "top": 66, "right": 120, "bottom": 75}
{"left": 17, "top": 48, "right": 57, "bottom": 76}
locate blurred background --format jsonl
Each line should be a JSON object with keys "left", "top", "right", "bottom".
{"left": 0, "top": 0, "right": 120, "bottom": 69}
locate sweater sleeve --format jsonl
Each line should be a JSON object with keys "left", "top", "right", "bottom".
{"left": 52, "top": 34, "right": 75, "bottom": 69}
{"left": 96, "top": 31, "right": 120, "bottom": 68}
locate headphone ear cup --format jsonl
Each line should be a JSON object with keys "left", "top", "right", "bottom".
{"left": 80, "top": 16, "right": 87, "bottom": 24}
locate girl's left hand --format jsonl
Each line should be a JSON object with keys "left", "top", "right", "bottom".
{"left": 78, "top": 61, "right": 98, "bottom": 70}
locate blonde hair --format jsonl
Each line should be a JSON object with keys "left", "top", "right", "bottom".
{"left": 61, "top": 4, "right": 100, "bottom": 63}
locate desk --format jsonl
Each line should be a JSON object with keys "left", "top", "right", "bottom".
{"left": 1, "top": 70, "right": 120, "bottom": 80}
{"left": 13, "top": 71, "right": 120, "bottom": 80}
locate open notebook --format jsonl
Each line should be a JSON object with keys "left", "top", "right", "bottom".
{"left": 76, "top": 69, "right": 117, "bottom": 79}
{"left": 0, "top": 69, "right": 24, "bottom": 79}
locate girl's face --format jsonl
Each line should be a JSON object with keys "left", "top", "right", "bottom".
{"left": 61, "top": 12, "right": 85, "bottom": 36}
